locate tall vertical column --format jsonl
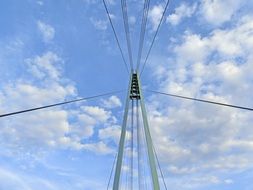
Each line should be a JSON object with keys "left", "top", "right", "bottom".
{"left": 113, "top": 75, "right": 132, "bottom": 190}
{"left": 138, "top": 74, "right": 160, "bottom": 190}
{"left": 112, "top": 73, "right": 160, "bottom": 190}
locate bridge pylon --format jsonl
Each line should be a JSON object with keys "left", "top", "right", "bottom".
{"left": 112, "top": 72, "right": 160, "bottom": 190}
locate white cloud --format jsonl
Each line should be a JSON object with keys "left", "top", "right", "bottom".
{"left": 101, "top": 95, "right": 122, "bottom": 109}
{"left": 37, "top": 1, "right": 44, "bottom": 6}
{"left": 145, "top": 14, "right": 253, "bottom": 188}
{"left": 25, "top": 52, "right": 62, "bottom": 80}
{"left": 167, "top": 2, "right": 197, "bottom": 25}
{"left": 81, "top": 106, "right": 112, "bottom": 123}
{"left": 0, "top": 51, "right": 119, "bottom": 156}
{"left": 77, "top": 114, "right": 96, "bottom": 137}
{"left": 0, "top": 53, "right": 76, "bottom": 151}
{"left": 73, "top": 106, "right": 116, "bottom": 139}
{"left": 174, "top": 33, "right": 209, "bottom": 64}
{"left": 90, "top": 18, "right": 108, "bottom": 30}
{"left": 173, "top": 16, "right": 253, "bottom": 66}
{"left": 82, "top": 141, "right": 114, "bottom": 154}
{"left": 224, "top": 179, "right": 234, "bottom": 184}
{"left": 149, "top": 4, "right": 163, "bottom": 30}
{"left": 128, "top": 16, "right": 136, "bottom": 25}
{"left": 199, "top": 0, "right": 244, "bottom": 26}
{"left": 37, "top": 21, "right": 55, "bottom": 42}
{"left": 98, "top": 125, "right": 121, "bottom": 143}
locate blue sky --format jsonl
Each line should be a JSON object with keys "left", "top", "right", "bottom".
{"left": 1, "top": 0, "right": 253, "bottom": 189}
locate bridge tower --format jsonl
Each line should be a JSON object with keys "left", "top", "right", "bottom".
{"left": 112, "top": 73, "right": 160, "bottom": 190}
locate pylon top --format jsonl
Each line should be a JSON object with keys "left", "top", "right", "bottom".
{"left": 130, "top": 73, "right": 140, "bottom": 100}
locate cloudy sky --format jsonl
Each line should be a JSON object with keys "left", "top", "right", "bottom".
{"left": 1, "top": 0, "right": 253, "bottom": 189}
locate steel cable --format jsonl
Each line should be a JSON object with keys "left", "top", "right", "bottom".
{"left": 140, "top": 0, "right": 170, "bottom": 76}
{"left": 107, "top": 153, "right": 118, "bottom": 190}
{"left": 147, "top": 90, "right": 253, "bottom": 111}
{"left": 102, "top": 0, "right": 130, "bottom": 74}
{"left": 0, "top": 90, "right": 124, "bottom": 118}
{"left": 136, "top": 0, "right": 150, "bottom": 71}
{"left": 153, "top": 145, "right": 168, "bottom": 190}
{"left": 121, "top": 0, "right": 134, "bottom": 71}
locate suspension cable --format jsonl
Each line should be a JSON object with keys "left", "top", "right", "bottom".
{"left": 107, "top": 153, "right": 118, "bottom": 190}
{"left": 136, "top": 0, "right": 150, "bottom": 71}
{"left": 123, "top": 118, "right": 130, "bottom": 190}
{"left": 121, "top": 0, "right": 134, "bottom": 71}
{"left": 147, "top": 90, "right": 253, "bottom": 111}
{"left": 140, "top": 109, "right": 149, "bottom": 190}
{"left": 102, "top": 0, "right": 130, "bottom": 74}
{"left": 137, "top": 100, "right": 142, "bottom": 189}
{"left": 153, "top": 144, "right": 168, "bottom": 190}
{"left": 0, "top": 90, "right": 124, "bottom": 118}
{"left": 130, "top": 99, "right": 134, "bottom": 190}
{"left": 140, "top": 0, "right": 170, "bottom": 75}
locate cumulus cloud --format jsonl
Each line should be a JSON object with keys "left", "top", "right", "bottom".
{"left": 0, "top": 52, "right": 75, "bottom": 152}
{"left": 81, "top": 106, "right": 112, "bottom": 122}
{"left": 167, "top": 2, "right": 197, "bottom": 26}
{"left": 0, "top": 51, "right": 119, "bottom": 156}
{"left": 149, "top": 4, "right": 164, "bottom": 30}
{"left": 37, "top": 21, "right": 55, "bottom": 42}
{"left": 73, "top": 105, "right": 115, "bottom": 139}
{"left": 98, "top": 125, "right": 121, "bottom": 143}
{"left": 101, "top": 95, "right": 122, "bottom": 109}
{"left": 25, "top": 52, "right": 62, "bottom": 80}
{"left": 82, "top": 141, "right": 114, "bottom": 154}
{"left": 199, "top": 0, "right": 244, "bottom": 26}
{"left": 145, "top": 14, "right": 253, "bottom": 188}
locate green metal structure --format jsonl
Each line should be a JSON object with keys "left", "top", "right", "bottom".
{"left": 112, "top": 73, "right": 160, "bottom": 190}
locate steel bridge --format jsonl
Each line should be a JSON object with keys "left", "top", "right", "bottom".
{"left": 1, "top": 0, "right": 253, "bottom": 189}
